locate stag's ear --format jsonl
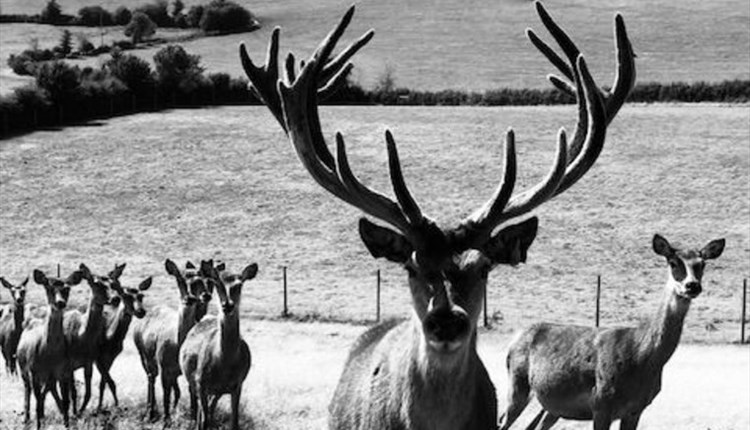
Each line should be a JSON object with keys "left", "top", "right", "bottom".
{"left": 701, "top": 238, "right": 725, "bottom": 260}
{"left": 241, "top": 263, "right": 258, "bottom": 282}
{"left": 358, "top": 218, "right": 413, "bottom": 263}
{"left": 33, "top": 270, "right": 48, "bottom": 286}
{"left": 652, "top": 234, "right": 673, "bottom": 257}
{"left": 0, "top": 277, "right": 12, "bottom": 290}
{"left": 484, "top": 217, "right": 538, "bottom": 266}
{"left": 139, "top": 277, "right": 153, "bottom": 291}
{"left": 110, "top": 263, "right": 126, "bottom": 280}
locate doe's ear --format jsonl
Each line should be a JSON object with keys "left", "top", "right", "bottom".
{"left": 483, "top": 217, "right": 538, "bottom": 266}
{"left": 110, "top": 263, "right": 126, "bottom": 280}
{"left": 33, "top": 270, "right": 48, "bottom": 286}
{"left": 701, "top": 238, "right": 725, "bottom": 260}
{"left": 66, "top": 270, "right": 83, "bottom": 286}
{"left": 0, "top": 277, "right": 12, "bottom": 290}
{"left": 78, "top": 263, "right": 93, "bottom": 282}
{"left": 139, "top": 277, "right": 153, "bottom": 291}
{"left": 652, "top": 234, "right": 673, "bottom": 257}
{"left": 165, "top": 259, "right": 180, "bottom": 277}
{"left": 241, "top": 263, "right": 259, "bottom": 282}
{"left": 358, "top": 218, "right": 413, "bottom": 264}
{"left": 21, "top": 277, "right": 29, "bottom": 287}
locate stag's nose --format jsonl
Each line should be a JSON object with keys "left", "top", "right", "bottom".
{"left": 423, "top": 308, "right": 470, "bottom": 344}
{"left": 685, "top": 282, "right": 702, "bottom": 297}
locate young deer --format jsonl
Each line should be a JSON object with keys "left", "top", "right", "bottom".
{"left": 180, "top": 262, "right": 258, "bottom": 430}
{"left": 239, "top": 2, "right": 635, "bottom": 428}
{"left": 500, "top": 235, "right": 725, "bottom": 430}
{"left": 0, "top": 275, "right": 28, "bottom": 375}
{"left": 132, "top": 259, "right": 212, "bottom": 422}
{"left": 16, "top": 268, "right": 83, "bottom": 429}
{"left": 95, "top": 275, "right": 152, "bottom": 410}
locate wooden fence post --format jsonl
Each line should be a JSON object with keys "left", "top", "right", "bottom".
{"left": 483, "top": 281, "right": 489, "bottom": 328}
{"left": 282, "top": 266, "right": 288, "bottom": 317}
{"left": 741, "top": 279, "right": 747, "bottom": 344}
{"left": 595, "top": 275, "right": 601, "bottom": 328}
{"left": 376, "top": 269, "right": 381, "bottom": 322}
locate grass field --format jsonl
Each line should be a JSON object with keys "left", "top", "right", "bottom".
{"left": 0, "top": 104, "right": 748, "bottom": 428}
{"left": 1, "top": 0, "right": 749, "bottom": 93}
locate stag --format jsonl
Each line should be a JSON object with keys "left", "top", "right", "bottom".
{"left": 239, "top": 2, "right": 634, "bottom": 428}
{"left": 180, "top": 261, "right": 258, "bottom": 430}
{"left": 95, "top": 275, "right": 152, "bottom": 410}
{"left": 132, "top": 259, "right": 211, "bottom": 422}
{"left": 0, "top": 275, "right": 28, "bottom": 375}
{"left": 500, "top": 235, "right": 725, "bottom": 430}
{"left": 16, "top": 268, "right": 83, "bottom": 429}
{"left": 62, "top": 263, "right": 123, "bottom": 414}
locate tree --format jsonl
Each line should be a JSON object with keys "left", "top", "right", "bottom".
{"left": 185, "top": 5, "right": 204, "bottom": 28}
{"left": 124, "top": 12, "right": 157, "bottom": 45}
{"left": 77, "top": 6, "right": 113, "bottom": 26}
{"left": 153, "top": 45, "right": 204, "bottom": 93}
{"left": 34, "top": 61, "right": 81, "bottom": 103}
{"left": 104, "top": 49, "right": 154, "bottom": 94}
{"left": 40, "top": 0, "right": 62, "bottom": 24}
{"left": 199, "top": 0, "right": 256, "bottom": 33}
{"left": 58, "top": 30, "right": 73, "bottom": 55}
{"left": 170, "top": 0, "right": 184, "bottom": 18}
{"left": 135, "top": 0, "right": 171, "bottom": 27}
{"left": 113, "top": 6, "right": 132, "bottom": 26}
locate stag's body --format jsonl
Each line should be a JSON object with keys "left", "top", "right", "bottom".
{"left": 331, "top": 319, "right": 496, "bottom": 430}
{"left": 16, "top": 269, "right": 82, "bottom": 429}
{"left": 500, "top": 235, "right": 725, "bottom": 430}
{"left": 239, "top": 2, "right": 634, "bottom": 429}
{"left": 95, "top": 276, "right": 151, "bottom": 410}
{"left": 0, "top": 276, "right": 28, "bottom": 375}
{"left": 133, "top": 260, "right": 208, "bottom": 422}
{"left": 180, "top": 262, "right": 257, "bottom": 430}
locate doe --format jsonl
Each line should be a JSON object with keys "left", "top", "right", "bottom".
{"left": 0, "top": 275, "right": 29, "bottom": 375}
{"left": 499, "top": 234, "right": 725, "bottom": 430}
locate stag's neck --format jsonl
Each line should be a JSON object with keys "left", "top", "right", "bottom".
{"left": 404, "top": 319, "right": 481, "bottom": 425}
{"left": 107, "top": 304, "right": 133, "bottom": 343}
{"left": 638, "top": 282, "right": 690, "bottom": 368}
{"left": 217, "top": 311, "right": 242, "bottom": 359}
{"left": 177, "top": 303, "right": 198, "bottom": 346}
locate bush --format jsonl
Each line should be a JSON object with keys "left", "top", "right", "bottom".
{"left": 12, "top": 85, "right": 51, "bottom": 110}
{"left": 40, "top": 0, "right": 62, "bottom": 24}
{"left": 34, "top": 61, "right": 81, "bottom": 103}
{"left": 77, "top": 34, "right": 95, "bottom": 53}
{"left": 185, "top": 5, "right": 204, "bottom": 27}
{"left": 199, "top": 0, "right": 256, "bottom": 33}
{"left": 135, "top": 0, "right": 172, "bottom": 27}
{"left": 153, "top": 45, "right": 204, "bottom": 93}
{"left": 114, "top": 6, "right": 132, "bottom": 25}
{"left": 79, "top": 68, "right": 127, "bottom": 99}
{"left": 104, "top": 50, "right": 154, "bottom": 94}
{"left": 77, "top": 6, "right": 114, "bottom": 26}
{"left": 125, "top": 12, "right": 157, "bottom": 45}
{"left": 7, "top": 48, "right": 56, "bottom": 76}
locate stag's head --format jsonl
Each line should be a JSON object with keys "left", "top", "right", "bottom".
{"left": 652, "top": 234, "right": 725, "bottom": 300}
{"left": 80, "top": 263, "right": 125, "bottom": 306}
{"left": 113, "top": 277, "right": 152, "bottom": 318}
{"left": 33, "top": 268, "right": 83, "bottom": 310}
{"left": 204, "top": 261, "right": 258, "bottom": 317}
{"left": 0, "top": 276, "right": 28, "bottom": 307}
{"left": 240, "top": 2, "right": 634, "bottom": 358}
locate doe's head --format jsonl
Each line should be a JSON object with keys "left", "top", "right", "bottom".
{"left": 204, "top": 261, "right": 258, "bottom": 316}
{"left": 79, "top": 263, "right": 125, "bottom": 306}
{"left": 0, "top": 276, "right": 29, "bottom": 307}
{"left": 32, "top": 268, "right": 83, "bottom": 310}
{"left": 653, "top": 234, "right": 725, "bottom": 299}
{"left": 115, "top": 277, "right": 152, "bottom": 319}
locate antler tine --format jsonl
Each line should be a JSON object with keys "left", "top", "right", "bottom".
{"left": 385, "top": 131, "right": 423, "bottom": 225}
{"left": 530, "top": 1, "right": 636, "bottom": 121}
{"left": 240, "top": 28, "right": 285, "bottom": 131}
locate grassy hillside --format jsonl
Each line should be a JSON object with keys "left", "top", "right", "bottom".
{"left": 0, "top": 104, "right": 747, "bottom": 344}
{"left": 1, "top": 0, "right": 749, "bottom": 91}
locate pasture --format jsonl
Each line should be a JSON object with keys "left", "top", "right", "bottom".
{"left": 0, "top": 104, "right": 748, "bottom": 428}
{"left": 1, "top": 0, "right": 749, "bottom": 92}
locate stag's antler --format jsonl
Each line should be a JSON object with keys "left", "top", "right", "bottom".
{"left": 239, "top": 2, "right": 635, "bottom": 252}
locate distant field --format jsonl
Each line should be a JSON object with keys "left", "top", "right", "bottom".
{"left": 1, "top": 0, "right": 749, "bottom": 92}
{"left": 0, "top": 104, "right": 748, "bottom": 344}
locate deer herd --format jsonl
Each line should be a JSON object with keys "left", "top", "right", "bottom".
{"left": 0, "top": 2, "right": 728, "bottom": 430}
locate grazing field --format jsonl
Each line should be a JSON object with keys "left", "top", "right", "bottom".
{"left": 1, "top": 0, "right": 749, "bottom": 92}
{"left": 0, "top": 104, "right": 748, "bottom": 428}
